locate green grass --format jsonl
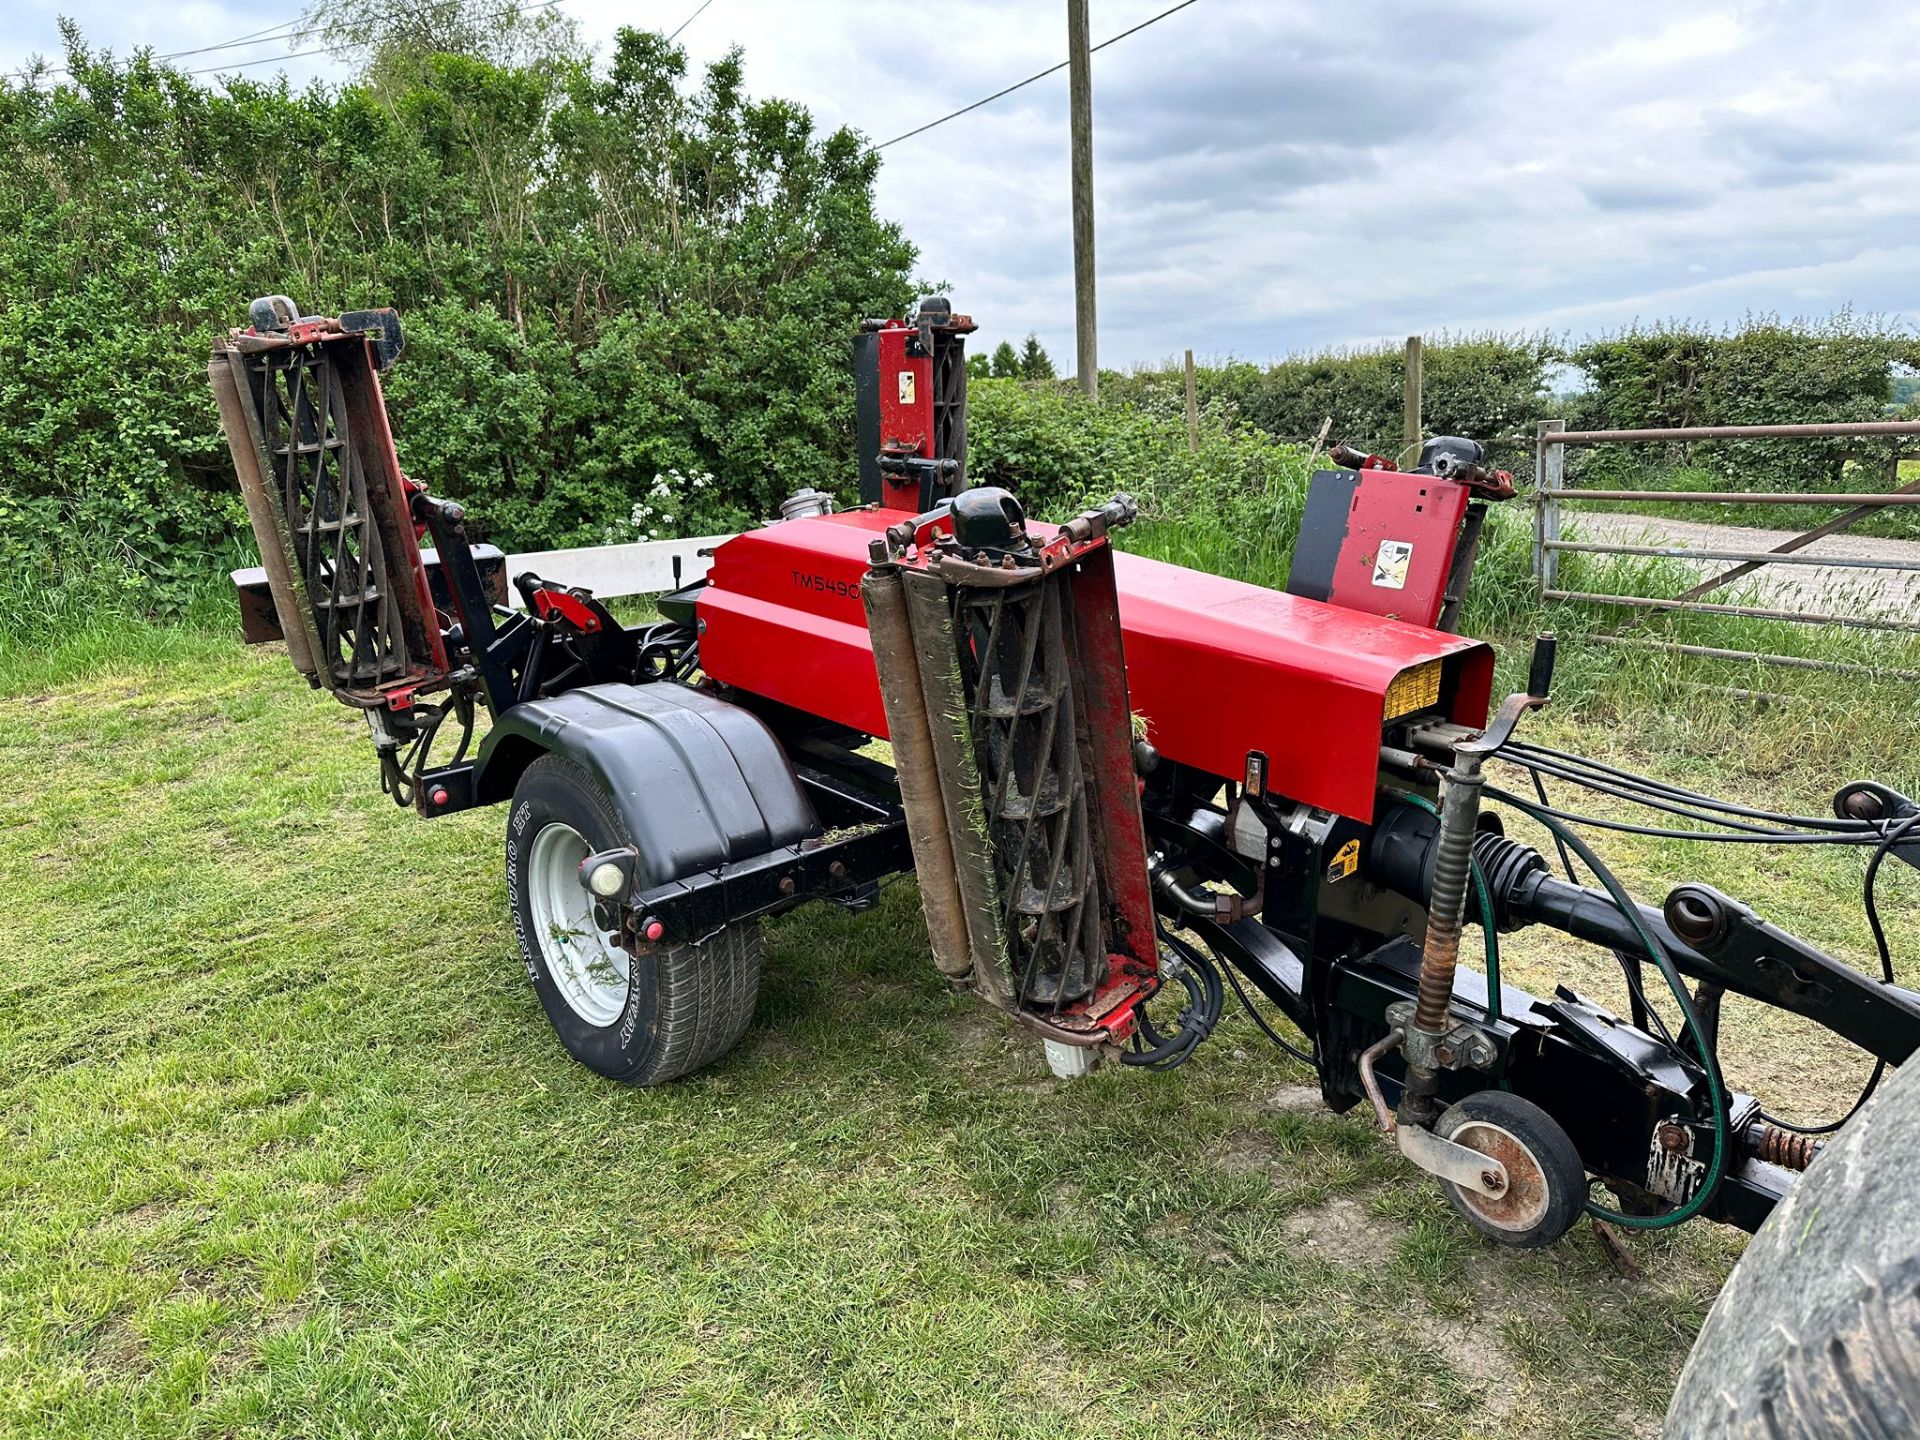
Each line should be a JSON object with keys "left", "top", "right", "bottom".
{"left": 0, "top": 637, "right": 1822, "bottom": 1439}
{"left": 6, "top": 538, "right": 1918, "bottom": 1438}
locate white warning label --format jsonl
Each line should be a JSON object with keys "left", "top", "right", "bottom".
{"left": 1373, "top": 540, "right": 1413, "bottom": 590}
{"left": 898, "top": 370, "right": 916, "bottom": 404}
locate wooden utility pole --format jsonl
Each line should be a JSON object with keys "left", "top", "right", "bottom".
{"left": 1068, "top": 0, "right": 1098, "bottom": 399}
{"left": 1402, "top": 334, "right": 1423, "bottom": 460}
{"left": 1183, "top": 349, "right": 1200, "bottom": 448}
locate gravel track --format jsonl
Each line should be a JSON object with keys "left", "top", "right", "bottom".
{"left": 1569, "top": 512, "right": 1920, "bottom": 616}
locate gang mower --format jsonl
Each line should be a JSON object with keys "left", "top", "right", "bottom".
{"left": 213, "top": 295, "right": 1920, "bottom": 1435}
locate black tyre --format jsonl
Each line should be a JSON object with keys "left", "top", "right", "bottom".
{"left": 1433, "top": 1089, "right": 1587, "bottom": 1247}
{"left": 506, "top": 753, "right": 761, "bottom": 1086}
{"left": 1664, "top": 1061, "right": 1920, "bottom": 1438}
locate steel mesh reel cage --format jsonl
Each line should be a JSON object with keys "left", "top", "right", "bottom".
{"left": 950, "top": 574, "right": 1108, "bottom": 1012}
{"left": 243, "top": 342, "right": 411, "bottom": 691}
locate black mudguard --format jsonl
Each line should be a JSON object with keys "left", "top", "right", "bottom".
{"left": 476, "top": 683, "right": 819, "bottom": 886}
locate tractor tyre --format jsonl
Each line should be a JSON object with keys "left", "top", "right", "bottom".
{"left": 1663, "top": 1060, "right": 1920, "bottom": 1438}
{"left": 507, "top": 753, "right": 762, "bottom": 1086}
{"left": 1433, "top": 1089, "right": 1586, "bottom": 1248}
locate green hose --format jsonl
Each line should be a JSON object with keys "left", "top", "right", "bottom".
{"left": 1485, "top": 787, "right": 1729, "bottom": 1230}
{"left": 1395, "top": 787, "right": 1728, "bottom": 1229}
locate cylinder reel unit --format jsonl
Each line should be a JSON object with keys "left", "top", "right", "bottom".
{"left": 862, "top": 490, "right": 1162, "bottom": 1047}
{"left": 211, "top": 300, "right": 447, "bottom": 705}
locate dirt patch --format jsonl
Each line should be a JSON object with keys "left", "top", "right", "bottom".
{"left": 1149, "top": 1211, "right": 1238, "bottom": 1267}
{"left": 946, "top": 1005, "right": 1015, "bottom": 1056}
{"left": 1215, "top": 1131, "right": 1281, "bottom": 1175}
{"left": 87, "top": 1312, "right": 157, "bottom": 1383}
{"left": 1262, "top": 1083, "right": 1324, "bottom": 1114}
{"left": 1411, "top": 1307, "right": 1522, "bottom": 1418}
{"left": 1282, "top": 1195, "right": 1403, "bottom": 1267}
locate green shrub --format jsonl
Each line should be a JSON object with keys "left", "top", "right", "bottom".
{"left": 1102, "top": 334, "right": 1560, "bottom": 477}
{"left": 0, "top": 28, "right": 914, "bottom": 619}
{"left": 1567, "top": 313, "right": 1920, "bottom": 490}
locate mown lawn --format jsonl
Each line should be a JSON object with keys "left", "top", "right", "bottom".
{"left": 4, "top": 637, "right": 1913, "bottom": 1439}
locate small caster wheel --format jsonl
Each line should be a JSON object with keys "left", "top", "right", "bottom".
{"left": 1434, "top": 1090, "right": 1586, "bottom": 1247}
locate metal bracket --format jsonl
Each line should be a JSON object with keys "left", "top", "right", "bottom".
{"left": 1386, "top": 1000, "right": 1498, "bottom": 1071}
{"left": 1647, "top": 1114, "right": 1707, "bottom": 1205}
{"left": 1397, "top": 1119, "right": 1510, "bottom": 1199}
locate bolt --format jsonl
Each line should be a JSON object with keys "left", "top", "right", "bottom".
{"left": 778, "top": 876, "right": 796, "bottom": 895}
{"left": 1481, "top": 1169, "right": 1502, "bottom": 1191}
{"left": 1433, "top": 1042, "right": 1457, "bottom": 1067}
{"left": 1657, "top": 1121, "right": 1691, "bottom": 1154}
{"left": 829, "top": 861, "right": 847, "bottom": 880}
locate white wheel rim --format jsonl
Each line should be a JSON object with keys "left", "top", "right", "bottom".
{"left": 527, "top": 820, "right": 630, "bottom": 1027}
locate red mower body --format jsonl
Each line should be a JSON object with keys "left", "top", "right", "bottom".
{"left": 696, "top": 508, "right": 1495, "bottom": 823}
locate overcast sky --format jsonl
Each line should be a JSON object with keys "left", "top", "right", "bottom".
{"left": 7, "top": 0, "right": 1919, "bottom": 368}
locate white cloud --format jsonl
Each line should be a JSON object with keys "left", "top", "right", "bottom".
{"left": 5, "top": 0, "right": 1917, "bottom": 365}
{"left": 1586, "top": 12, "right": 1745, "bottom": 71}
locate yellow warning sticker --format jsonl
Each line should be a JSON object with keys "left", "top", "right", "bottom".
{"left": 898, "top": 370, "right": 916, "bottom": 404}
{"left": 1327, "top": 838, "right": 1361, "bottom": 882}
{"left": 1372, "top": 539, "right": 1413, "bottom": 590}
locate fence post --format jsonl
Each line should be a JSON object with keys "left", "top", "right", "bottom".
{"left": 1535, "top": 418, "right": 1565, "bottom": 595}
{"left": 1402, "top": 335, "right": 1422, "bottom": 461}
{"left": 1183, "top": 348, "right": 1200, "bottom": 451}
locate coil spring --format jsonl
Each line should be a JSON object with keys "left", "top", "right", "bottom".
{"left": 1751, "top": 1124, "right": 1820, "bottom": 1172}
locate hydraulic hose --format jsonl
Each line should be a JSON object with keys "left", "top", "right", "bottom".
{"left": 1485, "top": 788, "right": 1730, "bottom": 1229}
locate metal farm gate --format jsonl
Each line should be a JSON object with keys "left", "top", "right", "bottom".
{"left": 1531, "top": 418, "right": 1920, "bottom": 677}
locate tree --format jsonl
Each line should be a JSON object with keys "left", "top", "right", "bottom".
{"left": 0, "top": 26, "right": 918, "bottom": 593}
{"left": 300, "top": 0, "right": 586, "bottom": 78}
{"left": 1019, "top": 333, "right": 1056, "bottom": 381}
{"left": 989, "top": 341, "right": 1021, "bottom": 379}
{"left": 966, "top": 352, "right": 991, "bottom": 380}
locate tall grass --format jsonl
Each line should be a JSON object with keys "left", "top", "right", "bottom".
{"left": 0, "top": 534, "right": 241, "bottom": 696}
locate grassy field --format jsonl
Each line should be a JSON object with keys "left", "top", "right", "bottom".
{"left": 4, "top": 623, "right": 1917, "bottom": 1440}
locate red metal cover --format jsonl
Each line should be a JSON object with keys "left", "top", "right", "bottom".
{"left": 1323, "top": 469, "right": 1472, "bottom": 629}
{"left": 874, "top": 325, "right": 934, "bottom": 511}
{"left": 697, "top": 510, "right": 1493, "bottom": 821}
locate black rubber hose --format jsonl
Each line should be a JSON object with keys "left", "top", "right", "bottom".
{"left": 1756, "top": 809, "right": 1918, "bottom": 1136}
{"left": 1119, "top": 926, "right": 1223, "bottom": 1070}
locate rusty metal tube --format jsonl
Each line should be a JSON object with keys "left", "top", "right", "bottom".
{"left": 209, "top": 349, "right": 318, "bottom": 678}
{"left": 861, "top": 566, "right": 973, "bottom": 982}
{"left": 901, "top": 568, "right": 1013, "bottom": 1005}
{"left": 1413, "top": 766, "right": 1484, "bottom": 1036}
{"left": 1400, "top": 762, "right": 1487, "bottom": 1127}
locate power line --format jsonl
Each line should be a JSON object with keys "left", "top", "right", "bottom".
{"left": 5, "top": 13, "right": 302, "bottom": 82}
{"left": 869, "top": 0, "right": 1201, "bottom": 152}
{"left": 667, "top": 0, "right": 716, "bottom": 42}
{"left": 183, "top": 45, "right": 339, "bottom": 78}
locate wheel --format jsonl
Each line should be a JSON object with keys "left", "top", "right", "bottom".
{"left": 1664, "top": 1060, "right": 1920, "bottom": 1438}
{"left": 506, "top": 753, "right": 762, "bottom": 1086}
{"left": 1433, "top": 1089, "right": 1586, "bottom": 1247}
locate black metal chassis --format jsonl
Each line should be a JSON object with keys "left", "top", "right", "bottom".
{"left": 317, "top": 507, "right": 1916, "bottom": 1238}
{"left": 1139, "top": 754, "right": 1920, "bottom": 1235}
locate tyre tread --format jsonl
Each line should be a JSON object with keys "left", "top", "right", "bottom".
{"left": 1665, "top": 1060, "right": 1920, "bottom": 1438}
{"left": 509, "top": 753, "right": 761, "bottom": 1088}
